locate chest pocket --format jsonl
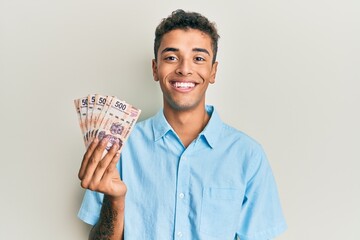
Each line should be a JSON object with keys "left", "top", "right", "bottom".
{"left": 200, "top": 187, "right": 243, "bottom": 238}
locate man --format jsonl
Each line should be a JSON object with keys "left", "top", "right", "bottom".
{"left": 78, "top": 9, "right": 287, "bottom": 240}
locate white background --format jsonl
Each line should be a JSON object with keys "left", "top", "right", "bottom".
{"left": 0, "top": 0, "right": 359, "bottom": 239}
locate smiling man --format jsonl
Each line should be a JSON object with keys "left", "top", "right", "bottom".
{"left": 152, "top": 28, "right": 218, "bottom": 147}
{"left": 77, "top": 9, "right": 287, "bottom": 240}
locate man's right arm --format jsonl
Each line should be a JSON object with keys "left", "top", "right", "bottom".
{"left": 78, "top": 137, "right": 127, "bottom": 240}
{"left": 89, "top": 195, "right": 125, "bottom": 240}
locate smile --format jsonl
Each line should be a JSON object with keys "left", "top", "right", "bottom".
{"left": 171, "top": 81, "right": 196, "bottom": 89}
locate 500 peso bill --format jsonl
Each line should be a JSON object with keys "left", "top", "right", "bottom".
{"left": 74, "top": 94, "right": 141, "bottom": 151}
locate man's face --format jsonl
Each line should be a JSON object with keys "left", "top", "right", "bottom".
{"left": 152, "top": 29, "right": 218, "bottom": 112}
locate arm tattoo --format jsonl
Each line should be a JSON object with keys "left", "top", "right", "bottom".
{"left": 93, "top": 196, "right": 118, "bottom": 240}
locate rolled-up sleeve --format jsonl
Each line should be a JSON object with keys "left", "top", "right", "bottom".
{"left": 77, "top": 189, "right": 104, "bottom": 226}
{"left": 237, "top": 147, "right": 287, "bottom": 240}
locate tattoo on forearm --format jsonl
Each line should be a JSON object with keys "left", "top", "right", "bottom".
{"left": 93, "top": 196, "right": 118, "bottom": 240}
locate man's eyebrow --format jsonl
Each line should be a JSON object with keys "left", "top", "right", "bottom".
{"left": 160, "top": 47, "right": 210, "bottom": 56}
{"left": 193, "top": 48, "right": 210, "bottom": 56}
{"left": 161, "top": 47, "right": 179, "bottom": 54}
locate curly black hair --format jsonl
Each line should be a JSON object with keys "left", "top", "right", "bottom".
{"left": 154, "top": 9, "right": 220, "bottom": 63}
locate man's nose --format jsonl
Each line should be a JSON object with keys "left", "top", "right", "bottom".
{"left": 175, "top": 59, "right": 193, "bottom": 76}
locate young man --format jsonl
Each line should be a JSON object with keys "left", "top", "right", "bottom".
{"left": 78, "top": 9, "right": 287, "bottom": 240}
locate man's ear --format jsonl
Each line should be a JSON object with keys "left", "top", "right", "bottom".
{"left": 152, "top": 59, "right": 159, "bottom": 81}
{"left": 209, "top": 61, "right": 218, "bottom": 84}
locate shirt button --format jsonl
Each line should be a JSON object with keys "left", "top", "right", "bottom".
{"left": 179, "top": 193, "right": 185, "bottom": 199}
{"left": 177, "top": 231, "right": 183, "bottom": 237}
{"left": 182, "top": 156, "right": 187, "bottom": 161}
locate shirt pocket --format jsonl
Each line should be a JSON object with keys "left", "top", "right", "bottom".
{"left": 200, "top": 187, "right": 243, "bottom": 237}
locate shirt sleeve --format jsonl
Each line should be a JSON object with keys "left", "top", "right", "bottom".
{"left": 77, "top": 189, "right": 104, "bottom": 226}
{"left": 236, "top": 145, "right": 287, "bottom": 240}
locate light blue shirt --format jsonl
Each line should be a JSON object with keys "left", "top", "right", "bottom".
{"left": 78, "top": 105, "right": 287, "bottom": 240}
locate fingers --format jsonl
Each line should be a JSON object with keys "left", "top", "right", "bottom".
{"left": 80, "top": 137, "right": 109, "bottom": 187}
{"left": 78, "top": 138, "right": 99, "bottom": 180}
{"left": 80, "top": 138, "right": 120, "bottom": 190}
{"left": 89, "top": 144, "right": 120, "bottom": 190}
{"left": 101, "top": 152, "right": 120, "bottom": 183}
{"left": 107, "top": 151, "right": 120, "bottom": 173}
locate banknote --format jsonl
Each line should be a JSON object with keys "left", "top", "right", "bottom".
{"left": 74, "top": 99, "right": 86, "bottom": 144}
{"left": 97, "top": 97, "right": 135, "bottom": 152}
{"left": 87, "top": 94, "right": 96, "bottom": 142}
{"left": 96, "top": 96, "right": 114, "bottom": 135}
{"left": 89, "top": 94, "right": 107, "bottom": 142}
{"left": 74, "top": 94, "right": 141, "bottom": 152}
{"left": 78, "top": 96, "right": 89, "bottom": 145}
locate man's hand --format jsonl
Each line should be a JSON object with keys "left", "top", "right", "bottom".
{"left": 78, "top": 137, "right": 126, "bottom": 239}
{"left": 78, "top": 137, "right": 127, "bottom": 199}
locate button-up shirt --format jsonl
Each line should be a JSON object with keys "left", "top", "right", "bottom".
{"left": 78, "top": 105, "right": 287, "bottom": 240}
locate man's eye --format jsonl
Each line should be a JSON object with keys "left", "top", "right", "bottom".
{"left": 195, "top": 57, "right": 205, "bottom": 61}
{"left": 165, "top": 56, "right": 177, "bottom": 61}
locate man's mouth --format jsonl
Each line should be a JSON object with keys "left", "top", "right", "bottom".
{"left": 171, "top": 81, "right": 196, "bottom": 89}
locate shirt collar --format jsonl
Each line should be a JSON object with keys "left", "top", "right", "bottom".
{"left": 152, "top": 105, "right": 223, "bottom": 148}
{"left": 152, "top": 110, "right": 173, "bottom": 141}
{"left": 199, "top": 105, "right": 222, "bottom": 148}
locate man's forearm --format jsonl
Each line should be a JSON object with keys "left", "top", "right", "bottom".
{"left": 89, "top": 195, "right": 125, "bottom": 240}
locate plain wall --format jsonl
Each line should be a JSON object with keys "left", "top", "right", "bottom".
{"left": 0, "top": 0, "right": 359, "bottom": 239}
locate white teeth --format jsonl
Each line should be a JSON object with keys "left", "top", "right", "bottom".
{"left": 174, "top": 82, "right": 195, "bottom": 88}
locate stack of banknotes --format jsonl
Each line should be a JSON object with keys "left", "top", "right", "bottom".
{"left": 74, "top": 94, "right": 141, "bottom": 153}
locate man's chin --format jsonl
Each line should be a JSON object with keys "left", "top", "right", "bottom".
{"left": 167, "top": 101, "right": 202, "bottom": 112}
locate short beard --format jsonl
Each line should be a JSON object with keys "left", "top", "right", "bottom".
{"left": 163, "top": 95, "right": 203, "bottom": 112}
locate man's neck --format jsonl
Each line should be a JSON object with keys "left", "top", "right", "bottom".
{"left": 163, "top": 105, "right": 210, "bottom": 148}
